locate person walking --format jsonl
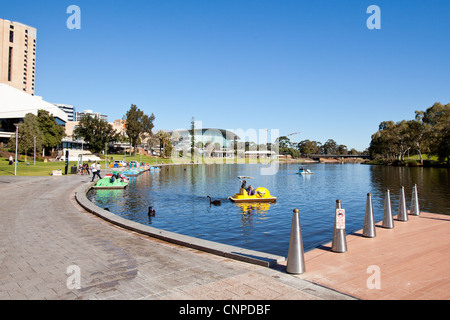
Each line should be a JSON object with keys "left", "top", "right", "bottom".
{"left": 91, "top": 161, "right": 101, "bottom": 182}
{"left": 96, "top": 162, "right": 102, "bottom": 179}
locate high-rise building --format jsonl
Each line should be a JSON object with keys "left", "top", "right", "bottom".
{"left": 54, "top": 103, "right": 75, "bottom": 121}
{"left": 0, "top": 18, "right": 37, "bottom": 95}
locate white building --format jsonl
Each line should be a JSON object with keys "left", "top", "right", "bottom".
{"left": 0, "top": 83, "right": 67, "bottom": 142}
{"left": 168, "top": 128, "right": 240, "bottom": 158}
{"left": 74, "top": 109, "right": 107, "bottom": 122}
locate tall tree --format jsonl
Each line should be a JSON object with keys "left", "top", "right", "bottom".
{"left": 275, "top": 136, "right": 291, "bottom": 153}
{"left": 297, "top": 139, "right": 321, "bottom": 156}
{"left": 156, "top": 130, "right": 169, "bottom": 155}
{"left": 73, "top": 114, "right": 117, "bottom": 154}
{"left": 337, "top": 144, "right": 348, "bottom": 155}
{"left": 37, "top": 110, "right": 65, "bottom": 155}
{"left": 322, "top": 139, "right": 338, "bottom": 155}
{"left": 125, "top": 105, "right": 155, "bottom": 156}
{"left": 421, "top": 102, "right": 450, "bottom": 164}
{"left": 141, "top": 113, "right": 156, "bottom": 149}
{"left": 369, "top": 121, "right": 399, "bottom": 160}
{"left": 407, "top": 116, "right": 427, "bottom": 164}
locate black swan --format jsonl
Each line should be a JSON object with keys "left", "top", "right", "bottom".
{"left": 207, "top": 196, "right": 221, "bottom": 206}
{"left": 148, "top": 206, "right": 156, "bottom": 216}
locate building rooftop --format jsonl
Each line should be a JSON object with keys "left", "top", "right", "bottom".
{"left": 0, "top": 83, "right": 67, "bottom": 122}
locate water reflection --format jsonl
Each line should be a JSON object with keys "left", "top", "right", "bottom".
{"left": 87, "top": 163, "right": 449, "bottom": 256}
{"left": 234, "top": 202, "right": 271, "bottom": 214}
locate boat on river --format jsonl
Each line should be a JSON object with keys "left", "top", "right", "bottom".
{"left": 229, "top": 177, "right": 276, "bottom": 203}
{"left": 92, "top": 174, "right": 129, "bottom": 189}
{"left": 122, "top": 169, "right": 140, "bottom": 177}
{"left": 297, "top": 167, "right": 313, "bottom": 175}
{"left": 229, "top": 187, "right": 277, "bottom": 203}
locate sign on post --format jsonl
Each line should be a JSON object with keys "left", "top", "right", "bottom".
{"left": 336, "top": 209, "right": 345, "bottom": 229}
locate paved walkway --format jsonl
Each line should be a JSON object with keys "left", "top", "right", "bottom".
{"left": 294, "top": 211, "right": 450, "bottom": 300}
{"left": 0, "top": 175, "right": 352, "bottom": 300}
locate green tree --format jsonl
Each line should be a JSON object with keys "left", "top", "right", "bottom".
{"left": 73, "top": 114, "right": 118, "bottom": 154}
{"left": 349, "top": 148, "right": 359, "bottom": 155}
{"left": 275, "top": 136, "right": 291, "bottom": 153}
{"left": 407, "top": 116, "right": 427, "bottom": 164}
{"left": 337, "top": 144, "right": 348, "bottom": 155}
{"left": 421, "top": 103, "right": 450, "bottom": 164}
{"left": 141, "top": 113, "right": 156, "bottom": 149}
{"left": 368, "top": 103, "right": 450, "bottom": 164}
{"left": 125, "top": 105, "right": 155, "bottom": 156}
{"left": 8, "top": 113, "right": 44, "bottom": 162}
{"left": 37, "top": 110, "right": 65, "bottom": 155}
{"left": 297, "top": 139, "right": 321, "bottom": 156}
{"left": 155, "top": 130, "right": 164, "bottom": 155}
{"left": 164, "top": 139, "right": 173, "bottom": 158}
{"left": 369, "top": 121, "right": 402, "bottom": 160}
{"left": 156, "top": 130, "right": 171, "bottom": 156}
{"left": 322, "top": 139, "right": 338, "bottom": 155}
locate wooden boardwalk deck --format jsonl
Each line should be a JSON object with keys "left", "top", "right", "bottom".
{"left": 291, "top": 211, "right": 450, "bottom": 300}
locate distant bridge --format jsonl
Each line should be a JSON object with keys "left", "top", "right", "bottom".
{"left": 305, "top": 154, "right": 371, "bottom": 160}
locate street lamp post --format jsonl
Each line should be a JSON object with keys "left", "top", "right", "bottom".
{"left": 34, "top": 136, "right": 36, "bottom": 166}
{"left": 14, "top": 124, "right": 19, "bottom": 176}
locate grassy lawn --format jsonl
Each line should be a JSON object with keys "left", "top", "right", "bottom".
{"left": 0, "top": 158, "right": 79, "bottom": 176}
{"left": 0, "top": 153, "right": 176, "bottom": 176}
{"left": 404, "top": 154, "right": 439, "bottom": 161}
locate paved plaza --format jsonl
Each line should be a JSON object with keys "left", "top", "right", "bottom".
{"left": 0, "top": 175, "right": 352, "bottom": 300}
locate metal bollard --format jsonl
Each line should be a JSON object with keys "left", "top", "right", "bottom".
{"left": 382, "top": 189, "right": 394, "bottom": 229}
{"left": 363, "top": 193, "right": 376, "bottom": 238}
{"left": 410, "top": 184, "right": 420, "bottom": 216}
{"left": 286, "top": 208, "right": 306, "bottom": 274}
{"left": 397, "top": 186, "right": 408, "bottom": 221}
{"left": 331, "top": 200, "right": 347, "bottom": 253}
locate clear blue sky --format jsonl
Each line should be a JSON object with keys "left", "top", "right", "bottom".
{"left": 3, "top": 0, "right": 450, "bottom": 151}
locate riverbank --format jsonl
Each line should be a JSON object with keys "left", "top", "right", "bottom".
{"left": 364, "top": 159, "right": 450, "bottom": 168}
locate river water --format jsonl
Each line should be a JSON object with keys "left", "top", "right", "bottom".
{"left": 87, "top": 163, "right": 449, "bottom": 257}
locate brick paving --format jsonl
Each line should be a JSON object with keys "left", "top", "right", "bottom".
{"left": 293, "top": 211, "right": 450, "bottom": 300}
{"left": 0, "top": 175, "right": 351, "bottom": 300}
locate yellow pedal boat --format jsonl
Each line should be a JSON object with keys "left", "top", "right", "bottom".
{"left": 229, "top": 187, "right": 277, "bottom": 203}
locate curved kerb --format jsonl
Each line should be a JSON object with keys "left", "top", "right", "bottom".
{"left": 74, "top": 181, "right": 286, "bottom": 268}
